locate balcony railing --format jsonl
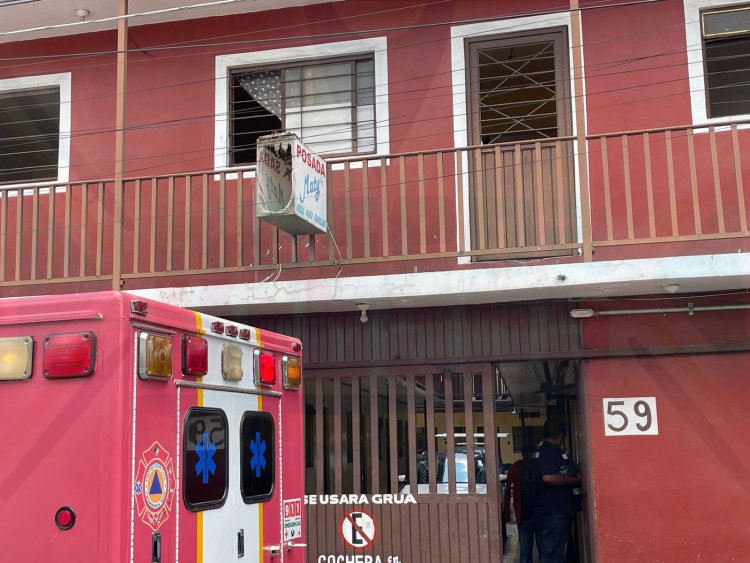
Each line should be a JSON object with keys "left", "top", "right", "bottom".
{"left": 1, "top": 120, "right": 748, "bottom": 291}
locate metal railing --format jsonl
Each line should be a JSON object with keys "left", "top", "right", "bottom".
{"left": 1, "top": 120, "right": 748, "bottom": 290}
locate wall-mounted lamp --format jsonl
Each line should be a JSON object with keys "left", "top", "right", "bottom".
{"left": 356, "top": 303, "right": 370, "bottom": 323}
{"left": 570, "top": 308, "right": 596, "bottom": 318}
{"left": 75, "top": 8, "right": 90, "bottom": 21}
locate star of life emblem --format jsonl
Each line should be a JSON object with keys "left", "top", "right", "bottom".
{"left": 134, "top": 441, "right": 175, "bottom": 531}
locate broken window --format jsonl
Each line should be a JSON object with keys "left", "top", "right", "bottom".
{"left": 229, "top": 57, "right": 375, "bottom": 165}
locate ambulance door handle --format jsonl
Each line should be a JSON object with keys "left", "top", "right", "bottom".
{"left": 151, "top": 532, "right": 161, "bottom": 563}
{"left": 237, "top": 529, "right": 245, "bottom": 558}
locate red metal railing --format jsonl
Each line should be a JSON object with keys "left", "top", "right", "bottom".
{"left": 1, "top": 120, "right": 748, "bottom": 291}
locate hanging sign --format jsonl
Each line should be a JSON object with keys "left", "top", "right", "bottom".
{"left": 256, "top": 132, "right": 327, "bottom": 235}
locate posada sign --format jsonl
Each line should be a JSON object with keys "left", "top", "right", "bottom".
{"left": 256, "top": 132, "right": 327, "bottom": 235}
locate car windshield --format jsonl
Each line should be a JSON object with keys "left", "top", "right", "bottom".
{"left": 436, "top": 453, "right": 485, "bottom": 483}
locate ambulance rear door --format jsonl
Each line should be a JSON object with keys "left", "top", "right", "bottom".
{"left": 179, "top": 321, "right": 289, "bottom": 563}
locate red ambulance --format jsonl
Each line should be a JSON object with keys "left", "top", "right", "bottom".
{"left": 0, "top": 291, "right": 306, "bottom": 562}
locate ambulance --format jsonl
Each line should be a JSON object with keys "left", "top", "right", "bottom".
{"left": 0, "top": 291, "right": 306, "bottom": 562}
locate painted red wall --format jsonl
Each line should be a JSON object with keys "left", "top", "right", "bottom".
{"left": 0, "top": 0, "right": 697, "bottom": 180}
{"left": 582, "top": 302, "right": 750, "bottom": 561}
{"left": 1, "top": 0, "right": 747, "bottom": 295}
{"left": 584, "top": 353, "right": 750, "bottom": 561}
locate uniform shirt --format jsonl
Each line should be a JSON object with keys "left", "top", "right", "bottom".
{"left": 533, "top": 440, "right": 576, "bottom": 516}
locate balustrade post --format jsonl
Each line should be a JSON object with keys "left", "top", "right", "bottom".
{"left": 111, "top": 0, "right": 128, "bottom": 289}
{"left": 570, "top": 1, "right": 593, "bottom": 261}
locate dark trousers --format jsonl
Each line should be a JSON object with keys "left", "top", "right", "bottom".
{"left": 536, "top": 513, "right": 572, "bottom": 563}
{"left": 518, "top": 518, "right": 537, "bottom": 563}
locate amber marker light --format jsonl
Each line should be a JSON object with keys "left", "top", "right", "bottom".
{"left": 138, "top": 333, "right": 173, "bottom": 380}
{"left": 282, "top": 355, "right": 301, "bottom": 390}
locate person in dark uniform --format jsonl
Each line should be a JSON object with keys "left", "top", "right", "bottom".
{"left": 533, "top": 420, "right": 582, "bottom": 563}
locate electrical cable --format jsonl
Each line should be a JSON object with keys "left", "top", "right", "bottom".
{"left": 0, "top": 3, "right": 722, "bottom": 125}
{"left": 2, "top": 65, "right": 749, "bottom": 177}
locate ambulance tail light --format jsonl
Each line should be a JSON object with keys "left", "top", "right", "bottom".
{"left": 43, "top": 332, "right": 96, "bottom": 379}
{"left": 0, "top": 337, "right": 33, "bottom": 381}
{"left": 182, "top": 335, "right": 208, "bottom": 377}
{"left": 253, "top": 349, "right": 276, "bottom": 386}
{"left": 138, "top": 333, "right": 172, "bottom": 380}
{"left": 282, "top": 355, "right": 301, "bottom": 390}
{"left": 55, "top": 506, "right": 76, "bottom": 530}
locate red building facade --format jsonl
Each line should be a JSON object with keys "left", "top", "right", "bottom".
{"left": 1, "top": 0, "right": 749, "bottom": 560}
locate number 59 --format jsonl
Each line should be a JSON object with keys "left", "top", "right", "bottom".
{"left": 603, "top": 397, "right": 658, "bottom": 436}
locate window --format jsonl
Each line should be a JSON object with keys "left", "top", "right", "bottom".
{"left": 0, "top": 73, "right": 70, "bottom": 185}
{"left": 240, "top": 411, "right": 275, "bottom": 503}
{"left": 214, "top": 37, "right": 389, "bottom": 171}
{"left": 701, "top": 4, "right": 750, "bottom": 118}
{"left": 0, "top": 88, "right": 60, "bottom": 184}
{"left": 229, "top": 58, "right": 375, "bottom": 165}
{"left": 183, "top": 408, "right": 228, "bottom": 511}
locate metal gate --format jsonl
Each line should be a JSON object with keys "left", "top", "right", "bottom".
{"left": 304, "top": 365, "right": 502, "bottom": 562}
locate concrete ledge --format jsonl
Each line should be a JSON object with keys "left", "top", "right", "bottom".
{"left": 131, "top": 253, "right": 750, "bottom": 316}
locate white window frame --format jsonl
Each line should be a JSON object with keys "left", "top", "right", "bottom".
{"left": 684, "top": 0, "right": 750, "bottom": 125}
{"left": 0, "top": 72, "right": 71, "bottom": 187}
{"left": 450, "top": 13, "right": 585, "bottom": 263}
{"left": 214, "top": 37, "right": 389, "bottom": 173}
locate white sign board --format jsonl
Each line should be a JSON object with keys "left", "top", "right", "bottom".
{"left": 603, "top": 397, "right": 659, "bottom": 436}
{"left": 291, "top": 139, "right": 327, "bottom": 233}
{"left": 283, "top": 498, "right": 302, "bottom": 541}
{"left": 256, "top": 133, "right": 327, "bottom": 235}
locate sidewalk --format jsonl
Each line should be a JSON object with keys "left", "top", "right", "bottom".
{"left": 503, "top": 521, "right": 540, "bottom": 563}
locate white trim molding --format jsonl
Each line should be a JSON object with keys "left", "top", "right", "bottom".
{"left": 684, "top": 0, "right": 750, "bottom": 126}
{"left": 131, "top": 253, "right": 750, "bottom": 317}
{"left": 214, "top": 37, "right": 390, "bottom": 173}
{"left": 0, "top": 72, "right": 71, "bottom": 186}
{"left": 449, "top": 12, "right": 585, "bottom": 263}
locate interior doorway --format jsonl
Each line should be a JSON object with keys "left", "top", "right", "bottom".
{"left": 497, "top": 360, "right": 590, "bottom": 563}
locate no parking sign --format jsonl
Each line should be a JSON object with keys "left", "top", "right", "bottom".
{"left": 339, "top": 509, "right": 378, "bottom": 550}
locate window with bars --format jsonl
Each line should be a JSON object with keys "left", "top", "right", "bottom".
{"left": 701, "top": 4, "right": 750, "bottom": 118}
{"left": 229, "top": 57, "right": 375, "bottom": 165}
{"left": 0, "top": 87, "right": 60, "bottom": 184}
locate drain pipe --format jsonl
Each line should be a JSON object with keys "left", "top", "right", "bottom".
{"left": 570, "top": 303, "right": 750, "bottom": 318}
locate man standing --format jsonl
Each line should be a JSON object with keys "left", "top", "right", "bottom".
{"left": 503, "top": 443, "right": 538, "bottom": 563}
{"left": 533, "top": 420, "right": 581, "bottom": 563}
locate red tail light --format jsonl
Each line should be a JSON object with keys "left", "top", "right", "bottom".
{"left": 239, "top": 329, "right": 251, "bottom": 341}
{"left": 43, "top": 332, "right": 96, "bottom": 379}
{"left": 211, "top": 321, "right": 225, "bottom": 334}
{"left": 254, "top": 350, "right": 276, "bottom": 385}
{"left": 182, "top": 335, "right": 208, "bottom": 377}
{"left": 55, "top": 506, "right": 76, "bottom": 530}
{"left": 226, "top": 325, "right": 238, "bottom": 338}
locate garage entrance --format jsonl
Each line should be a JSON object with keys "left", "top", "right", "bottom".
{"left": 243, "top": 301, "right": 585, "bottom": 562}
{"left": 304, "top": 365, "right": 502, "bottom": 562}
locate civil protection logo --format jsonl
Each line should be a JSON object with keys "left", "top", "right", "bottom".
{"left": 134, "top": 441, "right": 175, "bottom": 531}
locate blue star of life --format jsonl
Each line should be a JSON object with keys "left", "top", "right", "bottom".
{"left": 195, "top": 432, "right": 217, "bottom": 484}
{"left": 250, "top": 431, "right": 267, "bottom": 478}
